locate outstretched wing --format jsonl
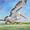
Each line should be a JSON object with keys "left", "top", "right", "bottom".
{"left": 10, "top": 0, "right": 27, "bottom": 17}
{"left": 12, "top": 0, "right": 27, "bottom": 12}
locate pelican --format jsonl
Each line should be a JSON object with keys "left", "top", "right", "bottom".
{"left": 5, "top": 0, "right": 27, "bottom": 24}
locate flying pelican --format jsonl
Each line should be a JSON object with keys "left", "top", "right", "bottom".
{"left": 5, "top": 0, "right": 27, "bottom": 24}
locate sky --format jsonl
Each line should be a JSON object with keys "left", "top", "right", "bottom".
{"left": 0, "top": 0, "right": 30, "bottom": 19}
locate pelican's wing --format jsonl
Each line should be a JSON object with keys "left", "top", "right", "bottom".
{"left": 10, "top": 0, "right": 27, "bottom": 16}
{"left": 20, "top": 14, "right": 27, "bottom": 19}
{"left": 12, "top": 0, "right": 27, "bottom": 12}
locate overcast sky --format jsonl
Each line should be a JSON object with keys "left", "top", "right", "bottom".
{"left": 0, "top": 0, "right": 30, "bottom": 19}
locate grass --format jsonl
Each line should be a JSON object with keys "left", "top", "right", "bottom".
{"left": 0, "top": 22, "right": 30, "bottom": 30}
{"left": 0, "top": 24, "right": 30, "bottom": 30}
{"left": 0, "top": 25, "right": 16, "bottom": 30}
